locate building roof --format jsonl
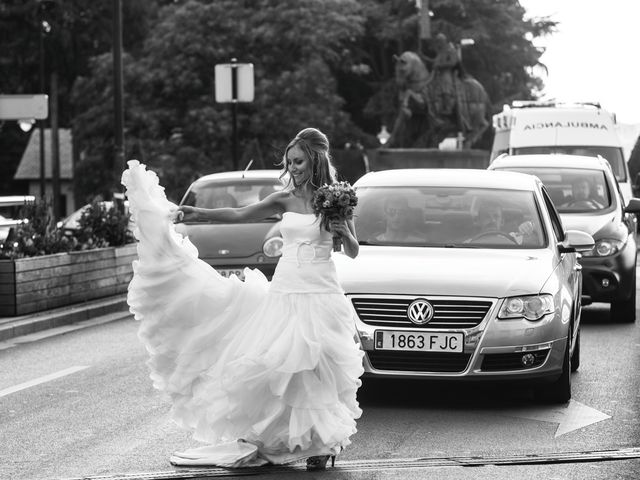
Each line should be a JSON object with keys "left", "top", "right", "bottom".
{"left": 14, "top": 128, "right": 73, "bottom": 180}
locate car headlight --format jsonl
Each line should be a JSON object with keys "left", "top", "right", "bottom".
{"left": 498, "top": 294, "right": 554, "bottom": 321}
{"left": 581, "top": 238, "right": 625, "bottom": 257}
{"left": 263, "top": 236, "right": 283, "bottom": 257}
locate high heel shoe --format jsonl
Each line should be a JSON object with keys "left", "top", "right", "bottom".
{"left": 305, "top": 454, "right": 336, "bottom": 471}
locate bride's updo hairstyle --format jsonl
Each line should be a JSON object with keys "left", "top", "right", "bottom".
{"left": 280, "top": 127, "right": 338, "bottom": 191}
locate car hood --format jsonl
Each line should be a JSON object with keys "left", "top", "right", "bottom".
{"left": 174, "top": 221, "right": 279, "bottom": 258}
{"left": 560, "top": 212, "right": 624, "bottom": 239}
{"left": 333, "top": 246, "right": 556, "bottom": 298}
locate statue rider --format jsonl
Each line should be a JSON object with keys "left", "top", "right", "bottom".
{"left": 426, "top": 33, "right": 462, "bottom": 122}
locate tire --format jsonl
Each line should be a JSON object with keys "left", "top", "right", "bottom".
{"left": 610, "top": 273, "right": 636, "bottom": 323}
{"left": 537, "top": 334, "right": 571, "bottom": 404}
{"left": 570, "top": 329, "right": 580, "bottom": 372}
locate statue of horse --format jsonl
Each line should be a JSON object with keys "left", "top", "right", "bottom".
{"left": 386, "top": 50, "right": 491, "bottom": 149}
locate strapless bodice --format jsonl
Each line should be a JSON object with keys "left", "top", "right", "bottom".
{"left": 270, "top": 212, "right": 343, "bottom": 294}
{"left": 279, "top": 212, "right": 333, "bottom": 264}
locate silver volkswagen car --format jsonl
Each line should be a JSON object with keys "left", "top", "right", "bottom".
{"left": 334, "top": 169, "right": 594, "bottom": 403}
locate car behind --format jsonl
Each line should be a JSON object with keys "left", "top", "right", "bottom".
{"left": 489, "top": 154, "right": 640, "bottom": 322}
{"left": 174, "top": 169, "right": 285, "bottom": 279}
{"left": 0, "top": 195, "right": 35, "bottom": 244}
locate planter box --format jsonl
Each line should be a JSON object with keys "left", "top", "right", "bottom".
{"left": 0, "top": 244, "right": 137, "bottom": 317}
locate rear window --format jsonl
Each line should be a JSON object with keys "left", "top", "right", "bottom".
{"left": 512, "top": 146, "right": 626, "bottom": 182}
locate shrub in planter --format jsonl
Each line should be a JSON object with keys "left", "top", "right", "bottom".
{"left": 0, "top": 198, "right": 134, "bottom": 259}
{"left": 75, "top": 200, "right": 134, "bottom": 249}
{"left": 0, "top": 198, "right": 77, "bottom": 259}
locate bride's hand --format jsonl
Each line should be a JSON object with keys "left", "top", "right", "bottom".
{"left": 170, "top": 206, "right": 196, "bottom": 223}
{"left": 329, "top": 218, "right": 349, "bottom": 237}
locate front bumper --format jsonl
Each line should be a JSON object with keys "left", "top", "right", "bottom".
{"left": 579, "top": 240, "right": 637, "bottom": 303}
{"left": 350, "top": 294, "right": 568, "bottom": 381}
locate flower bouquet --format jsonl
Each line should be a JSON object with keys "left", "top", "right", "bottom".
{"left": 311, "top": 181, "right": 358, "bottom": 252}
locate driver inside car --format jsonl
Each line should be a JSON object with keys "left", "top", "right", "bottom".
{"left": 466, "top": 199, "right": 534, "bottom": 245}
{"left": 560, "top": 178, "right": 605, "bottom": 210}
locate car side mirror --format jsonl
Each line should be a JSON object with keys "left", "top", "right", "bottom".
{"left": 559, "top": 229, "right": 594, "bottom": 253}
{"left": 625, "top": 197, "right": 640, "bottom": 214}
{"left": 633, "top": 172, "right": 640, "bottom": 197}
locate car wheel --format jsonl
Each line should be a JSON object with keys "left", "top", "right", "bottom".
{"left": 570, "top": 328, "right": 580, "bottom": 372}
{"left": 537, "top": 334, "right": 571, "bottom": 404}
{"left": 610, "top": 274, "right": 636, "bottom": 323}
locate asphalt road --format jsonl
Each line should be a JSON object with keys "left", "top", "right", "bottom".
{"left": 0, "top": 299, "right": 639, "bottom": 480}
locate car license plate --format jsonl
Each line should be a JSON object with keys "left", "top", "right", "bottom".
{"left": 217, "top": 268, "right": 245, "bottom": 280}
{"left": 374, "top": 330, "right": 464, "bottom": 353}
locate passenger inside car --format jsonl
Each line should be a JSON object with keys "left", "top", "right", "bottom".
{"left": 211, "top": 192, "right": 238, "bottom": 208}
{"left": 375, "top": 196, "right": 425, "bottom": 242}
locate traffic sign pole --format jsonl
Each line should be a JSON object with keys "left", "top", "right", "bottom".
{"left": 231, "top": 59, "right": 238, "bottom": 170}
{"left": 214, "top": 60, "right": 254, "bottom": 171}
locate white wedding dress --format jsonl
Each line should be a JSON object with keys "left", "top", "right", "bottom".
{"left": 121, "top": 160, "right": 364, "bottom": 467}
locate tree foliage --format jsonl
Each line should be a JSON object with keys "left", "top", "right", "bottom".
{"left": 2, "top": 0, "right": 556, "bottom": 202}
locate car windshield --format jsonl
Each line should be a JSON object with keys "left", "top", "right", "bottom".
{"left": 355, "top": 186, "right": 546, "bottom": 249}
{"left": 180, "top": 179, "right": 284, "bottom": 219}
{"left": 512, "top": 146, "right": 626, "bottom": 182}
{"left": 500, "top": 167, "right": 612, "bottom": 213}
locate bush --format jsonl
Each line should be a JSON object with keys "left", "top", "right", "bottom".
{"left": 75, "top": 200, "right": 134, "bottom": 248}
{"left": 0, "top": 198, "right": 77, "bottom": 259}
{"left": 0, "top": 198, "right": 134, "bottom": 259}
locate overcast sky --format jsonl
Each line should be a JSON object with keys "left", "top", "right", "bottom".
{"left": 518, "top": 0, "right": 640, "bottom": 125}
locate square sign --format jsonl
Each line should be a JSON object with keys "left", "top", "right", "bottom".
{"left": 215, "top": 63, "right": 254, "bottom": 103}
{"left": 0, "top": 94, "right": 49, "bottom": 120}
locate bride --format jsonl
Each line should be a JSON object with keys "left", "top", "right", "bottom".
{"left": 121, "top": 127, "right": 364, "bottom": 471}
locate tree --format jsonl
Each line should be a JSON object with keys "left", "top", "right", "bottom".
{"left": 0, "top": 0, "right": 158, "bottom": 196}
{"left": 71, "top": 0, "right": 366, "bottom": 201}
{"left": 338, "top": 0, "right": 556, "bottom": 145}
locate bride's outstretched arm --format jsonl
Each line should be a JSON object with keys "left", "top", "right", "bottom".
{"left": 173, "top": 191, "right": 286, "bottom": 224}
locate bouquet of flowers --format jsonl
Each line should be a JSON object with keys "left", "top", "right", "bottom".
{"left": 311, "top": 181, "right": 358, "bottom": 252}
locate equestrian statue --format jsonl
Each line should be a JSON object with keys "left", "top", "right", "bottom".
{"left": 386, "top": 33, "right": 491, "bottom": 149}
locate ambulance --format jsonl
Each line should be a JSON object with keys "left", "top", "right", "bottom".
{"left": 490, "top": 101, "right": 632, "bottom": 203}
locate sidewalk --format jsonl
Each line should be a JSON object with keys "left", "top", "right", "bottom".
{"left": 0, "top": 294, "right": 131, "bottom": 344}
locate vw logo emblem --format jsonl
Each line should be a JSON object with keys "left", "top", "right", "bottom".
{"left": 407, "top": 299, "right": 434, "bottom": 325}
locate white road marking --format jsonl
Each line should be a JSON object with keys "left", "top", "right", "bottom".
{"left": 0, "top": 366, "right": 90, "bottom": 398}
{"left": 503, "top": 399, "right": 611, "bottom": 437}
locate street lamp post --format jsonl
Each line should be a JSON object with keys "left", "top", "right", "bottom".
{"left": 37, "top": 1, "right": 54, "bottom": 199}
{"left": 113, "top": 0, "right": 125, "bottom": 178}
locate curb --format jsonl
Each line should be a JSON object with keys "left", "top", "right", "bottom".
{"left": 0, "top": 294, "right": 130, "bottom": 343}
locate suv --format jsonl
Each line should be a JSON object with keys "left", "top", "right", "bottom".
{"left": 490, "top": 154, "right": 640, "bottom": 322}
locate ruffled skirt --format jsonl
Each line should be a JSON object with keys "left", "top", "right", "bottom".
{"left": 121, "top": 161, "right": 364, "bottom": 466}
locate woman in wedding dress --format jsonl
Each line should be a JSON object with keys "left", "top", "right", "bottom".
{"left": 122, "top": 128, "right": 364, "bottom": 471}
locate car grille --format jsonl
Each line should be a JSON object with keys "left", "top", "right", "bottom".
{"left": 481, "top": 349, "right": 550, "bottom": 371}
{"left": 352, "top": 297, "right": 493, "bottom": 329}
{"left": 367, "top": 351, "right": 472, "bottom": 373}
